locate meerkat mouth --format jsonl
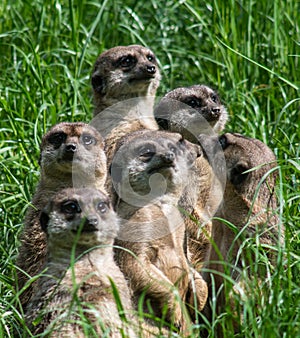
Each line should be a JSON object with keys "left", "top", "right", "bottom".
{"left": 72, "top": 224, "right": 98, "bottom": 234}
{"left": 200, "top": 107, "right": 222, "bottom": 121}
{"left": 128, "top": 75, "right": 155, "bottom": 83}
{"left": 147, "top": 163, "right": 176, "bottom": 175}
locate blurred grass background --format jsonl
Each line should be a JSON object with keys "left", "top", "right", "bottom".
{"left": 0, "top": 0, "right": 299, "bottom": 336}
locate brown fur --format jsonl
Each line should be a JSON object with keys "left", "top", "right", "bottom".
{"left": 92, "top": 44, "right": 161, "bottom": 115}
{"left": 182, "top": 154, "right": 224, "bottom": 271}
{"left": 154, "top": 84, "right": 228, "bottom": 142}
{"left": 154, "top": 85, "right": 228, "bottom": 270}
{"left": 110, "top": 130, "right": 208, "bottom": 333}
{"left": 90, "top": 45, "right": 161, "bottom": 165}
{"left": 16, "top": 122, "right": 107, "bottom": 309}
{"left": 25, "top": 188, "right": 135, "bottom": 337}
{"left": 200, "top": 133, "right": 284, "bottom": 316}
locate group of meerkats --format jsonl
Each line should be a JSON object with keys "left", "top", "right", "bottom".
{"left": 16, "top": 45, "right": 284, "bottom": 337}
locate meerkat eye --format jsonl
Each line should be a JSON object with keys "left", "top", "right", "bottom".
{"left": 219, "top": 135, "right": 228, "bottom": 149}
{"left": 185, "top": 97, "right": 202, "bottom": 108}
{"left": 118, "top": 55, "right": 136, "bottom": 68}
{"left": 61, "top": 201, "right": 81, "bottom": 214}
{"left": 97, "top": 201, "right": 108, "bottom": 214}
{"left": 168, "top": 145, "right": 177, "bottom": 154}
{"left": 81, "top": 134, "right": 95, "bottom": 146}
{"left": 48, "top": 132, "right": 67, "bottom": 147}
{"left": 211, "top": 93, "right": 219, "bottom": 103}
{"left": 138, "top": 145, "right": 156, "bottom": 161}
{"left": 147, "top": 54, "right": 154, "bottom": 62}
{"left": 230, "top": 164, "right": 249, "bottom": 186}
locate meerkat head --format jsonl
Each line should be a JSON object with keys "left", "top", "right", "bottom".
{"left": 39, "top": 122, "right": 107, "bottom": 186}
{"left": 40, "top": 188, "right": 118, "bottom": 251}
{"left": 91, "top": 45, "right": 161, "bottom": 114}
{"left": 110, "top": 130, "right": 201, "bottom": 206}
{"left": 154, "top": 85, "right": 228, "bottom": 142}
{"left": 215, "top": 133, "right": 278, "bottom": 227}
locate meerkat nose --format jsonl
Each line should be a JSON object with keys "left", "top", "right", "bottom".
{"left": 65, "top": 143, "right": 77, "bottom": 153}
{"left": 146, "top": 65, "right": 156, "bottom": 74}
{"left": 163, "top": 151, "right": 175, "bottom": 163}
{"left": 211, "top": 107, "right": 221, "bottom": 117}
{"left": 86, "top": 216, "right": 98, "bottom": 226}
{"left": 82, "top": 216, "right": 99, "bottom": 232}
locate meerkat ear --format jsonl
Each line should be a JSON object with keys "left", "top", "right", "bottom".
{"left": 155, "top": 117, "right": 169, "bottom": 130}
{"left": 40, "top": 211, "right": 50, "bottom": 233}
{"left": 91, "top": 74, "right": 106, "bottom": 94}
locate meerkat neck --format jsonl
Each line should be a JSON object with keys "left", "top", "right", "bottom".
{"left": 92, "top": 96, "right": 158, "bottom": 137}
{"left": 40, "top": 170, "right": 101, "bottom": 192}
{"left": 94, "top": 85, "right": 157, "bottom": 114}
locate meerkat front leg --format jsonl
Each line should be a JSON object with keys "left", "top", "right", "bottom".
{"left": 124, "top": 248, "right": 184, "bottom": 328}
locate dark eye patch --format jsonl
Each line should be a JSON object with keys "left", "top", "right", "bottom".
{"left": 184, "top": 97, "right": 202, "bottom": 108}
{"left": 211, "top": 93, "right": 219, "bottom": 103}
{"left": 47, "top": 132, "right": 67, "bottom": 148}
{"left": 61, "top": 200, "right": 81, "bottom": 214}
{"left": 137, "top": 144, "right": 156, "bottom": 161}
{"left": 147, "top": 54, "right": 155, "bottom": 62}
{"left": 117, "top": 55, "right": 137, "bottom": 68}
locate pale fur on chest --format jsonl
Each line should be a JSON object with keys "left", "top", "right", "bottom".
{"left": 91, "top": 98, "right": 159, "bottom": 165}
{"left": 25, "top": 248, "right": 135, "bottom": 337}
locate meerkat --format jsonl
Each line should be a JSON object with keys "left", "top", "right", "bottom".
{"left": 91, "top": 44, "right": 160, "bottom": 115}
{"left": 154, "top": 85, "right": 228, "bottom": 270}
{"left": 199, "top": 133, "right": 284, "bottom": 314}
{"left": 90, "top": 45, "right": 161, "bottom": 164}
{"left": 25, "top": 188, "right": 136, "bottom": 337}
{"left": 110, "top": 130, "right": 208, "bottom": 332}
{"left": 154, "top": 84, "right": 228, "bottom": 142}
{"left": 16, "top": 122, "right": 107, "bottom": 310}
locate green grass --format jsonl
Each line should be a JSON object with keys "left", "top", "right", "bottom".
{"left": 0, "top": 0, "right": 299, "bottom": 336}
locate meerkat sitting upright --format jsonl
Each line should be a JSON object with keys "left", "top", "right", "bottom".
{"left": 110, "top": 130, "right": 208, "bottom": 332}
{"left": 90, "top": 45, "right": 161, "bottom": 163}
{"left": 200, "top": 133, "right": 284, "bottom": 313}
{"left": 154, "top": 84, "right": 228, "bottom": 270}
{"left": 25, "top": 188, "right": 135, "bottom": 337}
{"left": 16, "top": 122, "right": 107, "bottom": 310}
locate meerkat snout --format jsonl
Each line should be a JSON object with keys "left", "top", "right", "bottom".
{"left": 146, "top": 65, "right": 156, "bottom": 74}
{"left": 64, "top": 143, "right": 77, "bottom": 153}
{"left": 161, "top": 150, "right": 175, "bottom": 163}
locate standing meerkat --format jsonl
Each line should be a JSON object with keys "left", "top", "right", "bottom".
{"left": 110, "top": 130, "right": 208, "bottom": 333}
{"left": 25, "top": 188, "right": 135, "bottom": 337}
{"left": 200, "top": 133, "right": 284, "bottom": 315}
{"left": 90, "top": 45, "right": 161, "bottom": 163}
{"left": 154, "top": 84, "right": 228, "bottom": 270}
{"left": 16, "top": 122, "right": 107, "bottom": 309}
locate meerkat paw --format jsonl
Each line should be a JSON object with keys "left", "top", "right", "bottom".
{"left": 187, "top": 271, "right": 208, "bottom": 312}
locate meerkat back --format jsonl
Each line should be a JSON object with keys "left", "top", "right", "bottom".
{"left": 201, "top": 133, "right": 283, "bottom": 319}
